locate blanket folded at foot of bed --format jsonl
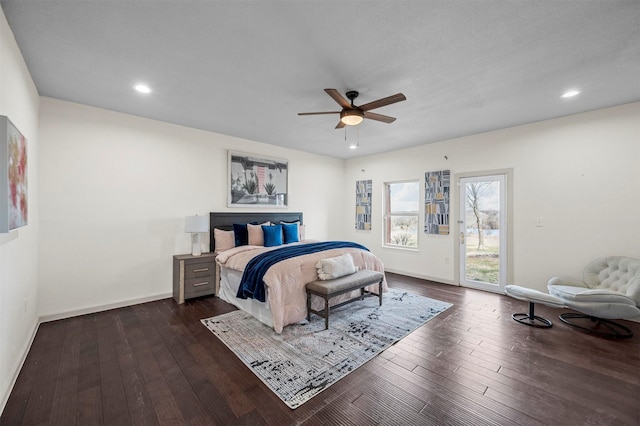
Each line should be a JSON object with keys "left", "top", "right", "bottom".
{"left": 236, "top": 241, "right": 369, "bottom": 302}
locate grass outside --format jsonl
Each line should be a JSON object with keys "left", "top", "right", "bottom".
{"left": 465, "top": 233, "right": 500, "bottom": 284}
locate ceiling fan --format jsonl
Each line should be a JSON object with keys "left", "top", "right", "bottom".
{"left": 298, "top": 89, "right": 406, "bottom": 129}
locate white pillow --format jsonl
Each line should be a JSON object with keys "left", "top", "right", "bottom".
{"left": 316, "top": 253, "right": 358, "bottom": 280}
{"left": 213, "top": 228, "right": 235, "bottom": 253}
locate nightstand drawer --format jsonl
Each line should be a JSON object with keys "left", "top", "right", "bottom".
{"left": 184, "top": 277, "right": 215, "bottom": 295}
{"left": 185, "top": 261, "right": 214, "bottom": 279}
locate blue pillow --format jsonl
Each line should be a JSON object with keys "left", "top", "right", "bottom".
{"left": 262, "top": 224, "right": 283, "bottom": 247}
{"left": 233, "top": 223, "right": 249, "bottom": 246}
{"left": 282, "top": 222, "right": 299, "bottom": 244}
{"left": 233, "top": 222, "right": 258, "bottom": 246}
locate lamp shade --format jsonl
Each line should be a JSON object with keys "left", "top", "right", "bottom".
{"left": 185, "top": 215, "right": 209, "bottom": 233}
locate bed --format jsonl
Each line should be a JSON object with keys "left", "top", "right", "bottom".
{"left": 210, "top": 212, "right": 387, "bottom": 333}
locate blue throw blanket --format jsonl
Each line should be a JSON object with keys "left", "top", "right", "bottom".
{"left": 236, "top": 241, "right": 369, "bottom": 302}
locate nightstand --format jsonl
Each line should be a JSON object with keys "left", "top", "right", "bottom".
{"left": 173, "top": 252, "right": 217, "bottom": 303}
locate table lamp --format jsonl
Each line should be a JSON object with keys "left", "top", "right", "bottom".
{"left": 185, "top": 215, "right": 209, "bottom": 256}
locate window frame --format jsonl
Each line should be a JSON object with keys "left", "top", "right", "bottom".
{"left": 383, "top": 179, "right": 420, "bottom": 249}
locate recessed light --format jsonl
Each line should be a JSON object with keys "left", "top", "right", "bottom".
{"left": 134, "top": 83, "right": 152, "bottom": 94}
{"left": 561, "top": 89, "right": 581, "bottom": 98}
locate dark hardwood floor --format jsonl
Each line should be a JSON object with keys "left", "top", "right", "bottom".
{"left": 2, "top": 273, "right": 639, "bottom": 425}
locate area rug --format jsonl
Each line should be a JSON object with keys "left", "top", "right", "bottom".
{"left": 201, "top": 289, "right": 451, "bottom": 409}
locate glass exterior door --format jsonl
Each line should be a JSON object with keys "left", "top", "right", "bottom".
{"left": 459, "top": 175, "right": 507, "bottom": 293}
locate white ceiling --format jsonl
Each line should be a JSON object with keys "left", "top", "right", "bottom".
{"left": 2, "top": 1, "right": 639, "bottom": 159}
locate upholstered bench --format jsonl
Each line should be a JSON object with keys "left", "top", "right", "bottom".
{"left": 306, "top": 269, "right": 384, "bottom": 329}
{"left": 504, "top": 285, "right": 565, "bottom": 328}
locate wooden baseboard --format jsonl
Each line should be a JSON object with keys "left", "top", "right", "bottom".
{"left": 0, "top": 320, "right": 39, "bottom": 415}
{"left": 383, "top": 268, "right": 456, "bottom": 286}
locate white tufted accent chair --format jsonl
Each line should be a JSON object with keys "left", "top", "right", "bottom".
{"left": 548, "top": 256, "right": 640, "bottom": 337}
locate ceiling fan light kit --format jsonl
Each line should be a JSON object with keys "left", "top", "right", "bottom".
{"left": 340, "top": 109, "right": 364, "bottom": 126}
{"left": 299, "top": 88, "right": 406, "bottom": 129}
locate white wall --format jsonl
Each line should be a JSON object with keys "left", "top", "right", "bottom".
{"left": 344, "top": 103, "right": 640, "bottom": 292}
{"left": 38, "top": 99, "right": 637, "bottom": 319}
{"left": 0, "top": 8, "right": 40, "bottom": 413}
{"left": 37, "top": 97, "right": 344, "bottom": 319}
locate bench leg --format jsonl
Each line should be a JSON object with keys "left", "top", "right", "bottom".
{"left": 324, "top": 296, "right": 329, "bottom": 329}
{"left": 308, "top": 279, "right": 384, "bottom": 330}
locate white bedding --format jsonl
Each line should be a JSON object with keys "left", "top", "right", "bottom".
{"left": 216, "top": 241, "right": 387, "bottom": 333}
{"left": 218, "top": 267, "right": 273, "bottom": 328}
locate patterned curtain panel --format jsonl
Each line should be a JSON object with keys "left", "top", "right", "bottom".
{"left": 355, "top": 179, "right": 372, "bottom": 231}
{"left": 424, "top": 170, "right": 450, "bottom": 235}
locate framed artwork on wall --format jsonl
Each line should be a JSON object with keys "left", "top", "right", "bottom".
{"left": 0, "top": 115, "right": 28, "bottom": 233}
{"left": 355, "top": 179, "right": 372, "bottom": 230}
{"left": 228, "top": 151, "right": 288, "bottom": 208}
{"left": 424, "top": 170, "right": 450, "bottom": 235}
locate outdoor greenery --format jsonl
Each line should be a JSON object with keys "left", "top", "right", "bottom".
{"left": 465, "top": 233, "right": 499, "bottom": 283}
{"left": 463, "top": 180, "right": 501, "bottom": 283}
{"left": 389, "top": 216, "right": 418, "bottom": 247}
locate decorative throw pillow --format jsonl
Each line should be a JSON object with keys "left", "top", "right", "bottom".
{"left": 281, "top": 220, "right": 305, "bottom": 240}
{"left": 282, "top": 222, "right": 300, "bottom": 244}
{"left": 316, "top": 253, "right": 358, "bottom": 280}
{"left": 233, "top": 222, "right": 258, "bottom": 246}
{"left": 213, "top": 228, "right": 235, "bottom": 253}
{"left": 248, "top": 222, "right": 270, "bottom": 246}
{"left": 233, "top": 223, "right": 249, "bottom": 246}
{"left": 262, "top": 224, "right": 283, "bottom": 247}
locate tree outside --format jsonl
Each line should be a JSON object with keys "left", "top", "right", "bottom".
{"left": 464, "top": 181, "right": 500, "bottom": 283}
{"left": 389, "top": 216, "right": 418, "bottom": 247}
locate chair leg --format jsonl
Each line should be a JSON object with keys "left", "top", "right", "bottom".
{"left": 558, "top": 313, "right": 633, "bottom": 339}
{"left": 511, "top": 302, "right": 553, "bottom": 328}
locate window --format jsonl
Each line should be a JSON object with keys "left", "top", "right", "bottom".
{"left": 384, "top": 180, "right": 419, "bottom": 248}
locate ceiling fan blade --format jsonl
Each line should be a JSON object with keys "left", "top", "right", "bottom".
{"left": 359, "top": 93, "right": 406, "bottom": 111}
{"left": 325, "top": 89, "right": 352, "bottom": 109}
{"left": 298, "top": 111, "right": 341, "bottom": 116}
{"left": 363, "top": 111, "right": 396, "bottom": 123}
{"left": 335, "top": 121, "right": 346, "bottom": 129}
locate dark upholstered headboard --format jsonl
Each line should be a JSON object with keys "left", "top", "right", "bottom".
{"left": 209, "top": 211, "right": 303, "bottom": 252}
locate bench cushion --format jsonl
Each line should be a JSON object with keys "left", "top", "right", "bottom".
{"left": 307, "top": 270, "right": 384, "bottom": 295}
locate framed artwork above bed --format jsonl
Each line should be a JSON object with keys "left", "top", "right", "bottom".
{"left": 228, "top": 150, "right": 288, "bottom": 208}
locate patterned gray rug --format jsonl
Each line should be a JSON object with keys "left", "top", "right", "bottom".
{"left": 201, "top": 289, "right": 451, "bottom": 409}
